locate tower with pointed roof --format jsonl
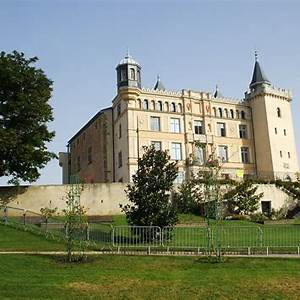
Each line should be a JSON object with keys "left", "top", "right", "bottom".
{"left": 245, "top": 53, "right": 298, "bottom": 179}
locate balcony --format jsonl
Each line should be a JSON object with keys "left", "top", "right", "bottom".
{"left": 194, "top": 134, "right": 213, "bottom": 144}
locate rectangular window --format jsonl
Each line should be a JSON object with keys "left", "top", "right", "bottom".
{"left": 241, "top": 147, "right": 250, "bottom": 163}
{"left": 77, "top": 156, "right": 81, "bottom": 171}
{"left": 150, "top": 116, "right": 160, "bottom": 131}
{"left": 275, "top": 128, "right": 277, "bottom": 134}
{"left": 170, "top": 118, "right": 180, "bottom": 133}
{"left": 239, "top": 125, "right": 248, "bottom": 139}
{"left": 151, "top": 141, "right": 162, "bottom": 151}
{"left": 194, "top": 145, "right": 205, "bottom": 165}
{"left": 288, "top": 152, "right": 291, "bottom": 159}
{"left": 218, "top": 145, "right": 228, "bottom": 162}
{"left": 284, "top": 129, "right": 287, "bottom": 136}
{"left": 118, "top": 124, "right": 122, "bottom": 138}
{"left": 171, "top": 143, "right": 182, "bottom": 160}
{"left": 194, "top": 120, "right": 203, "bottom": 134}
{"left": 117, "top": 103, "right": 121, "bottom": 117}
{"left": 174, "top": 171, "right": 185, "bottom": 184}
{"left": 217, "top": 122, "right": 226, "bottom": 137}
{"left": 88, "top": 146, "right": 92, "bottom": 164}
{"left": 118, "top": 151, "right": 122, "bottom": 168}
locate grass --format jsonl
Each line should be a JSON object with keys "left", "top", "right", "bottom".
{"left": 0, "top": 224, "right": 65, "bottom": 251}
{"left": 0, "top": 254, "right": 300, "bottom": 299}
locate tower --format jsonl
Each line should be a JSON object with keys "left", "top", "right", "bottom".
{"left": 116, "top": 52, "right": 141, "bottom": 90}
{"left": 245, "top": 53, "right": 299, "bottom": 179}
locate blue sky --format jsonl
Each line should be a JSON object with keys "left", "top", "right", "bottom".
{"left": 1, "top": 0, "right": 300, "bottom": 185}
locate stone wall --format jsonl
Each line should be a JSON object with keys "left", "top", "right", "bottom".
{"left": 0, "top": 183, "right": 294, "bottom": 216}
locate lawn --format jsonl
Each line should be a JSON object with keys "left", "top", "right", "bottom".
{"left": 0, "top": 224, "right": 65, "bottom": 251}
{"left": 0, "top": 254, "right": 300, "bottom": 299}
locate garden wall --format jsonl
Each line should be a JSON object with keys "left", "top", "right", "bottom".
{"left": 0, "top": 183, "right": 294, "bottom": 216}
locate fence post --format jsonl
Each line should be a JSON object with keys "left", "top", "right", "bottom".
{"left": 259, "top": 227, "right": 263, "bottom": 248}
{"left": 23, "top": 209, "right": 26, "bottom": 226}
{"left": 4, "top": 206, "right": 8, "bottom": 225}
{"left": 86, "top": 223, "right": 89, "bottom": 241}
{"left": 65, "top": 223, "right": 69, "bottom": 239}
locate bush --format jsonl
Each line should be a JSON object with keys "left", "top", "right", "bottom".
{"left": 225, "top": 214, "right": 249, "bottom": 221}
{"left": 250, "top": 213, "right": 267, "bottom": 224}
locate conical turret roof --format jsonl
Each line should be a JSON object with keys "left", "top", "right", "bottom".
{"left": 154, "top": 75, "right": 166, "bottom": 91}
{"left": 213, "top": 85, "right": 223, "bottom": 98}
{"left": 250, "top": 56, "right": 270, "bottom": 88}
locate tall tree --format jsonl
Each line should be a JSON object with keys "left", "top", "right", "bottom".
{"left": 122, "top": 146, "right": 178, "bottom": 227}
{"left": 0, "top": 51, "right": 56, "bottom": 184}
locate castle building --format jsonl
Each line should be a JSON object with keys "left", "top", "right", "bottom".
{"left": 59, "top": 53, "right": 299, "bottom": 184}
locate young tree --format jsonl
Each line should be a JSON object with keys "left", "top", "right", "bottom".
{"left": 122, "top": 146, "right": 178, "bottom": 228}
{"left": 224, "top": 181, "right": 264, "bottom": 215}
{"left": 63, "top": 176, "right": 87, "bottom": 262}
{"left": 0, "top": 51, "right": 56, "bottom": 184}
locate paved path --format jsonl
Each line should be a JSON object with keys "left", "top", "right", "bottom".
{"left": 1, "top": 251, "right": 300, "bottom": 258}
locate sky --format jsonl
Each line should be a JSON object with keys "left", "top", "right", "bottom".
{"left": 1, "top": 0, "right": 300, "bottom": 185}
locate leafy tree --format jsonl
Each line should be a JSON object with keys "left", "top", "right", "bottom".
{"left": 0, "top": 51, "right": 56, "bottom": 184}
{"left": 223, "top": 181, "right": 264, "bottom": 215}
{"left": 174, "top": 177, "right": 204, "bottom": 215}
{"left": 122, "top": 146, "right": 178, "bottom": 228}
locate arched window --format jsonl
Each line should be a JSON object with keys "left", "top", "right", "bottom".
{"left": 164, "top": 102, "right": 169, "bottom": 112}
{"left": 224, "top": 109, "right": 229, "bottom": 118}
{"left": 171, "top": 102, "right": 176, "bottom": 112}
{"left": 137, "top": 99, "right": 141, "bottom": 109}
{"left": 121, "top": 68, "right": 127, "bottom": 81}
{"left": 130, "top": 68, "right": 135, "bottom": 80}
{"left": 230, "top": 109, "right": 234, "bottom": 119}
{"left": 151, "top": 100, "right": 155, "bottom": 110}
{"left": 236, "top": 110, "right": 240, "bottom": 119}
{"left": 241, "top": 110, "right": 246, "bottom": 119}
{"left": 218, "top": 108, "right": 223, "bottom": 118}
{"left": 143, "top": 99, "right": 149, "bottom": 110}
{"left": 157, "top": 101, "right": 163, "bottom": 111}
{"left": 277, "top": 107, "right": 281, "bottom": 118}
{"left": 178, "top": 103, "right": 182, "bottom": 113}
{"left": 137, "top": 70, "right": 141, "bottom": 82}
{"left": 213, "top": 107, "right": 217, "bottom": 117}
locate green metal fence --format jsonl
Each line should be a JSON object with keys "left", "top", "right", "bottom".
{"left": 1, "top": 205, "right": 300, "bottom": 254}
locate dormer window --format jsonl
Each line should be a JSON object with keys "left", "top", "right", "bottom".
{"left": 277, "top": 107, "right": 281, "bottom": 118}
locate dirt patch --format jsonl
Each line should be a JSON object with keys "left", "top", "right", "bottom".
{"left": 66, "top": 278, "right": 164, "bottom": 295}
{"left": 244, "top": 277, "right": 300, "bottom": 299}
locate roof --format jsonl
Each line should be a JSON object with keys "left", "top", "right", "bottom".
{"left": 154, "top": 75, "right": 166, "bottom": 91}
{"left": 250, "top": 60, "right": 270, "bottom": 87}
{"left": 68, "top": 107, "right": 112, "bottom": 145}
{"left": 118, "top": 53, "right": 140, "bottom": 66}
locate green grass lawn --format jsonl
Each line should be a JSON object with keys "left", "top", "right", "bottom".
{"left": 0, "top": 224, "right": 65, "bottom": 251}
{"left": 0, "top": 254, "right": 300, "bottom": 299}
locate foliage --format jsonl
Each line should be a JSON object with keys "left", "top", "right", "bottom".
{"left": 224, "top": 181, "right": 264, "bottom": 215}
{"left": 0, "top": 50, "right": 56, "bottom": 184}
{"left": 173, "top": 179, "right": 203, "bottom": 215}
{"left": 249, "top": 212, "right": 267, "bottom": 224}
{"left": 122, "top": 146, "right": 178, "bottom": 228}
{"left": 40, "top": 207, "right": 58, "bottom": 220}
{"left": 63, "top": 182, "right": 88, "bottom": 262}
